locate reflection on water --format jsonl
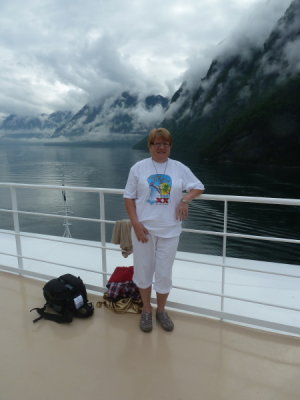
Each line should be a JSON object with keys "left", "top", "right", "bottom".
{"left": 0, "top": 143, "right": 299, "bottom": 265}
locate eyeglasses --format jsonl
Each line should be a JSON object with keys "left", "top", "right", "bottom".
{"left": 151, "top": 143, "right": 170, "bottom": 147}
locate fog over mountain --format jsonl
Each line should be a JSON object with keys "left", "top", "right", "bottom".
{"left": 0, "top": 111, "right": 73, "bottom": 141}
{"left": 136, "top": 0, "right": 300, "bottom": 166}
{"left": 4, "top": 0, "right": 285, "bottom": 116}
{"left": 166, "top": 0, "right": 300, "bottom": 120}
{"left": 51, "top": 93, "right": 169, "bottom": 144}
{"left": 0, "top": 93, "right": 168, "bottom": 144}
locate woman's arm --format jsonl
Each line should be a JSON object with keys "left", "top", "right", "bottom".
{"left": 124, "top": 198, "right": 149, "bottom": 242}
{"left": 176, "top": 189, "right": 204, "bottom": 221}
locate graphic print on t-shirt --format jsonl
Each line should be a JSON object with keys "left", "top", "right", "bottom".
{"left": 147, "top": 174, "right": 172, "bottom": 205}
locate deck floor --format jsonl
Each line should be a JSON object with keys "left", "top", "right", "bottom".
{"left": 1, "top": 270, "right": 300, "bottom": 400}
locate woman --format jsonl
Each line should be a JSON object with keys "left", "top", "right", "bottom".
{"left": 124, "top": 128, "right": 204, "bottom": 332}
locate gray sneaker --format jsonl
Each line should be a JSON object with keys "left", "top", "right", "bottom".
{"left": 156, "top": 311, "right": 174, "bottom": 332}
{"left": 140, "top": 311, "right": 152, "bottom": 332}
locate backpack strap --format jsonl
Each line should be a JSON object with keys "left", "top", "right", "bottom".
{"left": 30, "top": 307, "right": 46, "bottom": 323}
{"left": 30, "top": 305, "right": 73, "bottom": 323}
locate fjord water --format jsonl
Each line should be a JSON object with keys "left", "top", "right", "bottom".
{"left": 0, "top": 143, "right": 299, "bottom": 265}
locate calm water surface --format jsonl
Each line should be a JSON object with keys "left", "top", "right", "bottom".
{"left": 0, "top": 143, "right": 299, "bottom": 264}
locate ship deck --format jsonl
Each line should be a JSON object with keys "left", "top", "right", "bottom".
{"left": 2, "top": 270, "right": 300, "bottom": 400}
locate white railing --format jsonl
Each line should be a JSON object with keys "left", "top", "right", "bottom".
{"left": 0, "top": 182, "right": 300, "bottom": 336}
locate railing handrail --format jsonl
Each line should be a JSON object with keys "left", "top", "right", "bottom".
{"left": 0, "top": 182, "right": 299, "bottom": 205}
{"left": 0, "top": 182, "right": 124, "bottom": 195}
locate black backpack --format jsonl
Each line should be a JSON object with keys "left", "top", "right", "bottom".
{"left": 30, "top": 274, "right": 94, "bottom": 323}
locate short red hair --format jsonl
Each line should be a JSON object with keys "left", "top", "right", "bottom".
{"left": 147, "top": 128, "right": 173, "bottom": 148}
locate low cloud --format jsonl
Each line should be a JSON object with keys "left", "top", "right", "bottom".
{"left": 165, "top": 0, "right": 296, "bottom": 120}
{"left": 183, "top": 0, "right": 292, "bottom": 90}
{"left": 284, "top": 38, "right": 300, "bottom": 74}
{"left": 0, "top": 0, "right": 293, "bottom": 116}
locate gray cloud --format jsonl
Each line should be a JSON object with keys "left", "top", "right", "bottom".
{"left": 0, "top": 0, "right": 294, "bottom": 116}
{"left": 183, "top": 0, "right": 292, "bottom": 89}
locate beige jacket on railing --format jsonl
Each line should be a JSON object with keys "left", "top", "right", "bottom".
{"left": 111, "top": 219, "right": 132, "bottom": 257}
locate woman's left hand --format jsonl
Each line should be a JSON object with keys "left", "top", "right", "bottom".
{"left": 176, "top": 202, "right": 189, "bottom": 221}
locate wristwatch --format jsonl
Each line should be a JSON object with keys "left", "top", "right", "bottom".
{"left": 181, "top": 198, "right": 190, "bottom": 204}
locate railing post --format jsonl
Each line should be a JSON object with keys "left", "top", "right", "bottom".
{"left": 220, "top": 200, "right": 228, "bottom": 318}
{"left": 99, "top": 192, "right": 107, "bottom": 287}
{"left": 10, "top": 187, "right": 24, "bottom": 272}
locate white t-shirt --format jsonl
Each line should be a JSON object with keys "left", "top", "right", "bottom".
{"left": 123, "top": 157, "right": 205, "bottom": 238}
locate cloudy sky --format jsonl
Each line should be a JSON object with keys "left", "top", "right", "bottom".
{"left": 0, "top": 0, "right": 292, "bottom": 116}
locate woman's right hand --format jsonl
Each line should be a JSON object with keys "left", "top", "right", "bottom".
{"left": 133, "top": 222, "right": 149, "bottom": 243}
{"left": 124, "top": 199, "right": 149, "bottom": 243}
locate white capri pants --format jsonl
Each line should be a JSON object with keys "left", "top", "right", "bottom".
{"left": 131, "top": 230, "right": 180, "bottom": 294}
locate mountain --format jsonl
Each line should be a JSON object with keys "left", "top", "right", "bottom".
{"left": 135, "top": 0, "right": 300, "bottom": 167}
{"left": 51, "top": 92, "right": 169, "bottom": 144}
{"left": 0, "top": 92, "right": 168, "bottom": 145}
{"left": 0, "top": 111, "right": 73, "bottom": 141}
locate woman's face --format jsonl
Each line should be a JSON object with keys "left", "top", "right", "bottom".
{"left": 149, "top": 136, "right": 171, "bottom": 162}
